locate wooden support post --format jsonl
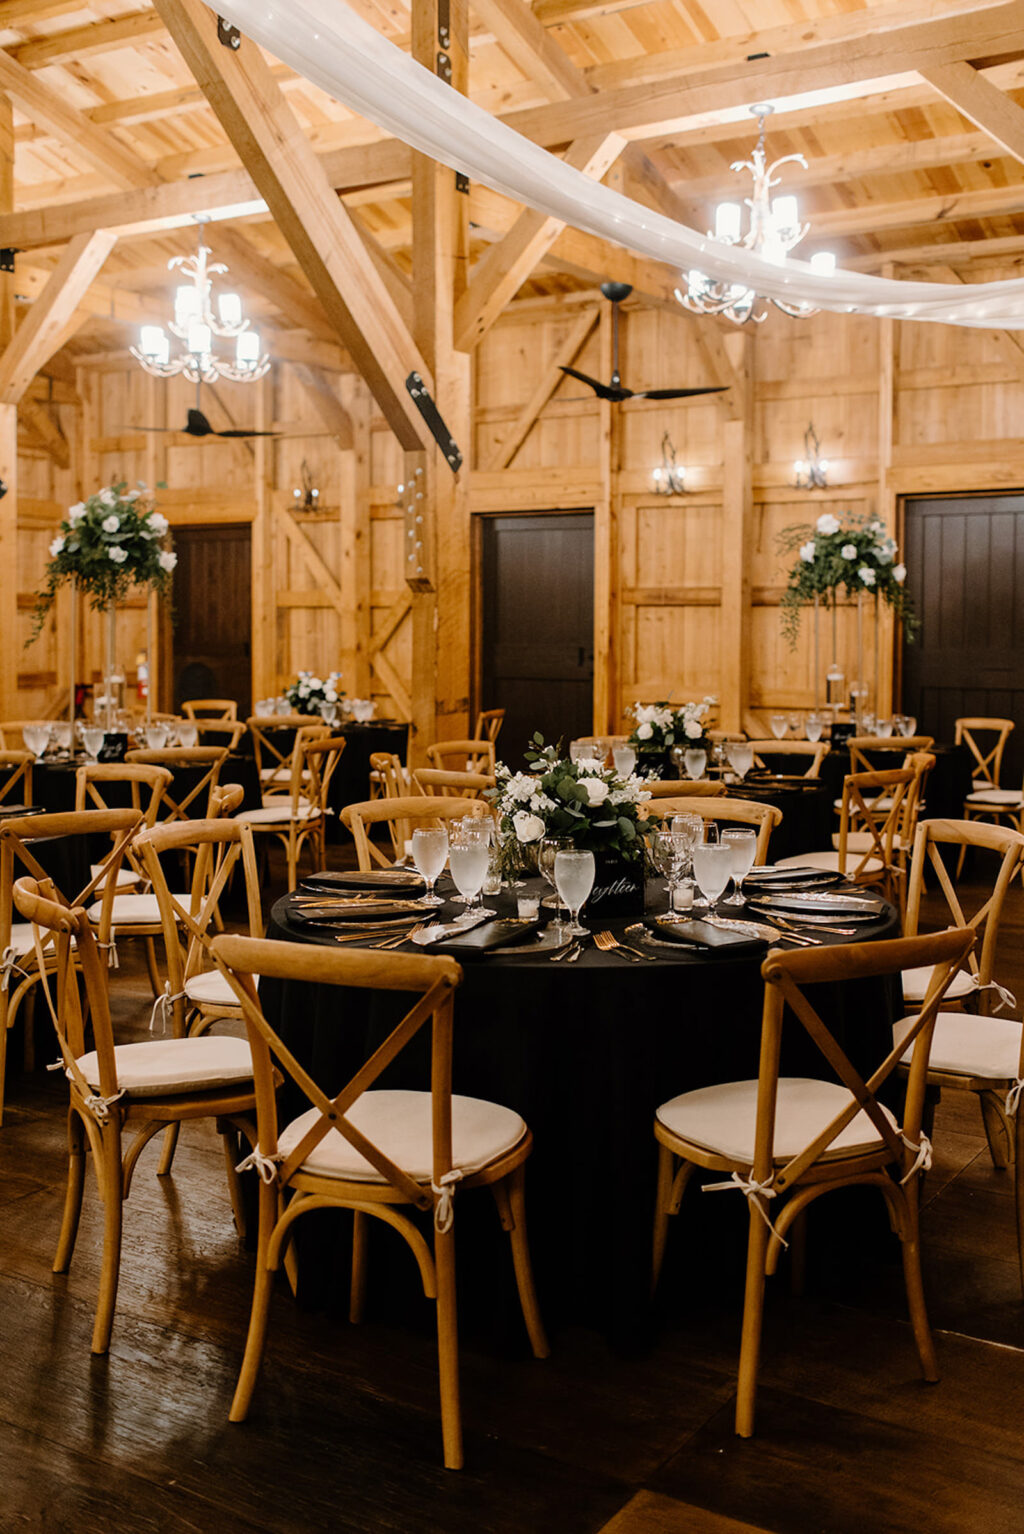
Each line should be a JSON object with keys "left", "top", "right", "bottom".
{"left": 340, "top": 375, "right": 372, "bottom": 695}
{"left": 595, "top": 301, "right": 616, "bottom": 732}
{"left": 0, "top": 404, "right": 16, "bottom": 713}
{"left": 251, "top": 373, "right": 276, "bottom": 702}
{"left": 409, "top": 0, "right": 471, "bottom": 762}
{"left": 719, "top": 334, "right": 754, "bottom": 733}
{"left": 0, "top": 99, "right": 12, "bottom": 355}
{"left": 878, "top": 264, "right": 898, "bottom": 716}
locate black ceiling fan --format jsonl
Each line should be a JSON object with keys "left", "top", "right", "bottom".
{"left": 130, "top": 383, "right": 280, "bottom": 439}
{"left": 559, "top": 282, "right": 730, "bottom": 403}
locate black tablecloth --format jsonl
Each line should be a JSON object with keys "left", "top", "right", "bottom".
{"left": 33, "top": 753, "right": 262, "bottom": 814}
{"left": 820, "top": 741, "right": 973, "bottom": 819}
{"left": 260, "top": 878, "right": 900, "bottom": 1342}
{"left": 723, "top": 775, "right": 833, "bottom": 861}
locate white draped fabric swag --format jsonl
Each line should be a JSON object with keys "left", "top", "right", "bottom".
{"left": 216, "top": 0, "right": 1024, "bottom": 330}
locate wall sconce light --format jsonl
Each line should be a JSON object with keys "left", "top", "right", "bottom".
{"left": 0, "top": 479, "right": 8, "bottom": 500}
{"left": 793, "top": 423, "right": 829, "bottom": 489}
{"left": 652, "top": 431, "right": 686, "bottom": 496}
{"left": 292, "top": 459, "right": 320, "bottom": 510}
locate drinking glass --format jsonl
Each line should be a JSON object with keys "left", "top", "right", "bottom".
{"left": 144, "top": 724, "right": 169, "bottom": 749}
{"left": 721, "top": 827, "right": 758, "bottom": 904}
{"left": 554, "top": 849, "right": 595, "bottom": 937}
{"left": 82, "top": 726, "right": 106, "bottom": 762}
{"left": 899, "top": 715, "right": 917, "bottom": 737}
{"left": 51, "top": 721, "right": 72, "bottom": 755}
{"left": 692, "top": 839, "right": 734, "bottom": 914}
{"left": 612, "top": 744, "right": 637, "bottom": 778}
{"left": 447, "top": 816, "right": 491, "bottom": 903}
{"left": 411, "top": 826, "right": 449, "bottom": 905}
{"left": 22, "top": 724, "right": 50, "bottom": 761}
{"left": 589, "top": 738, "right": 609, "bottom": 768}
{"left": 319, "top": 700, "right": 340, "bottom": 726}
{"left": 726, "top": 741, "right": 753, "bottom": 780}
{"left": 538, "top": 834, "right": 571, "bottom": 924}
{"left": 788, "top": 713, "right": 803, "bottom": 737}
{"left": 805, "top": 713, "right": 824, "bottom": 743}
{"left": 769, "top": 714, "right": 788, "bottom": 740}
{"left": 683, "top": 748, "right": 707, "bottom": 780}
{"left": 569, "top": 739, "right": 594, "bottom": 764}
{"left": 875, "top": 717, "right": 893, "bottom": 738}
{"left": 176, "top": 722, "right": 198, "bottom": 747}
{"left": 448, "top": 825, "right": 491, "bottom": 913}
{"left": 651, "top": 829, "right": 689, "bottom": 912}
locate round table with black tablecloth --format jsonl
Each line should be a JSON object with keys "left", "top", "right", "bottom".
{"left": 239, "top": 721, "right": 407, "bottom": 836}
{"left": 722, "top": 773, "right": 833, "bottom": 861}
{"left": 260, "top": 877, "right": 900, "bottom": 1345}
{"left": 32, "top": 752, "right": 262, "bottom": 815}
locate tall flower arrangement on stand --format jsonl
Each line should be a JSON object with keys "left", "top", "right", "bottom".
{"left": 777, "top": 511, "right": 913, "bottom": 647}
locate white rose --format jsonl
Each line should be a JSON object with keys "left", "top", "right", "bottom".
{"left": 816, "top": 513, "right": 840, "bottom": 535}
{"left": 512, "top": 810, "right": 545, "bottom": 843}
{"left": 49, "top": 536, "right": 64, "bottom": 557}
{"left": 684, "top": 718, "right": 703, "bottom": 739}
{"left": 98, "top": 488, "right": 116, "bottom": 506}
{"left": 125, "top": 489, "right": 140, "bottom": 501}
{"left": 102, "top": 515, "right": 120, "bottom": 533}
{"left": 158, "top": 550, "right": 177, "bottom": 572}
{"left": 108, "top": 546, "right": 127, "bottom": 564}
{"left": 148, "top": 512, "right": 169, "bottom": 535}
{"left": 67, "top": 502, "right": 85, "bottom": 523}
{"left": 799, "top": 541, "right": 816, "bottom": 563}
{"left": 636, "top": 721, "right": 653, "bottom": 740}
{"left": 581, "top": 779, "right": 609, "bottom": 806}
{"left": 841, "top": 543, "right": 857, "bottom": 560}
{"left": 325, "top": 687, "right": 336, "bottom": 702}
{"left": 875, "top": 547, "right": 894, "bottom": 565}
{"left": 893, "top": 563, "right": 906, "bottom": 584}
{"left": 858, "top": 565, "right": 876, "bottom": 586}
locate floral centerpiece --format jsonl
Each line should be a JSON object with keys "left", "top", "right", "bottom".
{"left": 627, "top": 697, "right": 716, "bottom": 776}
{"left": 284, "top": 670, "right": 344, "bottom": 711}
{"left": 31, "top": 481, "right": 175, "bottom": 638}
{"left": 777, "top": 511, "right": 915, "bottom": 647}
{"left": 487, "top": 736, "right": 651, "bottom": 914}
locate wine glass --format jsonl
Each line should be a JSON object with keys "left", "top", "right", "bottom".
{"left": 448, "top": 823, "right": 492, "bottom": 915}
{"left": 901, "top": 715, "right": 917, "bottom": 737}
{"left": 569, "top": 739, "right": 596, "bottom": 765}
{"left": 788, "top": 714, "right": 802, "bottom": 738}
{"left": 176, "top": 722, "right": 199, "bottom": 747}
{"left": 554, "top": 849, "right": 595, "bottom": 937}
{"left": 683, "top": 748, "right": 707, "bottom": 781}
{"left": 769, "top": 714, "right": 788, "bottom": 740}
{"left": 319, "top": 700, "right": 340, "bottom": 726}
{"left": 50, "top": 721, "right": 72, "bottom": 756}
{"left": 411, "top": 827, "right": 448, "bottom": 905}
{"left": 692, "top": 840, "right": 734, "bottom": 915}
{"left": 144, "top": 723, "right": 169, "bottom": 749}
{"left": 82, "top": 726, "right": 106, "bottom": 762}
{"left": 875, "top": 717, "right": 893, "bottom": 738}
{"left": 651, "top": 829, "right": 689, "bottom": 912}
{"left": 721, "top": 827, "right": 757, "bottom": 905}
{"left": 805, "top": 713, "right": 824, "bottom": 743}
{"left": 726, "top": 741, "right": 753, "bottom": 781}
{"left": 612, "top": 744, "right": 637, "bottom": 778}
{"left": 589, "top": 738, "right": 609, "bottom": 768}
{"left": 22, "top": 724, "right": 50, "bottom": 761}
{"left": 538, "top": 834, "right": 571, "bottom": 925}
{"left": 448, "top": 816, "right": 491, "bottom": 903}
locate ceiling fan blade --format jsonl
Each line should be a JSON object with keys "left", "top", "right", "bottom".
{"left": 633, "top": 385, "right": 730, "bottom": 400}
{"left": 215, "top": 427, "right": 282, "bottom": 438}
{"left": 558, "top": 365, "right": 628, "bottom": 403}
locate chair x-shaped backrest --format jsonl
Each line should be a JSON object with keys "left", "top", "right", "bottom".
{"left": 0, "top": 751, "right": 34, "bottom": 807}
{"left": 904, "top": 817, "right": 1024, "bottom": 1006}
{"left": 342, "top": 795, "right": 492, "bottom": 870}
{"left": 210, "top": 935, "right": 462, "bottom": 1216}
{"left": 748, "top": 928, "right": 975, "bottom": 1254}
{"left": 426, "top": 738, "right": 497, "bottom": 776}
{"left": 247, "top": 715, "right": 323, "bottom": 782}
{"left": 955, "top": 717, "right": 1015, "bottom": 790}
{"left": 182, "top": 698, "right": 238, "bottom": 721}
{"left": 747, "top": 741, "right": 828, "bottom": 778}
{"left": 124, "top": 747, "right": 227, "bottom": 823}
{"left": 836, "top": 768, "right": 913, "bottom": 876}
{"left": 75, "top": 762, "right": 172, "bottom": 881}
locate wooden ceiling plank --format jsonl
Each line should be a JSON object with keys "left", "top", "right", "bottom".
{"left": 0, "top": 49, "right": 159, "bottom": 191}
{"left": 0, "top": 229, "right": 116, "bottom": 404}
{"left": 0, "top": 0, "right": 79, "bottom": 24}
{"left": 486, "top": 306, "right": 596, "bottom": 470}
{"left": 920, "top": 59, "right": 1024, "bottom": 166}
{"left": 351, "top": 216, "right": 414, "bottom": 336}
{"left": 154, "top": 0, "right": 430, "bottom": 450}
{"left": 207, "top": 225, "right": 332, "bottom": 339}
{"left": 18, "top": 397, "right": 68, "bottom": 468}
{"left": 291, "top": 364, "right": 355, "bottom": 447}
{"left": 9, "top": 10, "right": 166, "bottom": 71}
{"left": 455, "top": 130, "right": 624, "bottom": 350}
{"left": 472, "top": 0, "right": 590, "bottom": 98}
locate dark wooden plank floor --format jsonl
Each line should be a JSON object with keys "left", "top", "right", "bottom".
{"left": 2, "top": 847, "right": 1023, "bottom": 1532}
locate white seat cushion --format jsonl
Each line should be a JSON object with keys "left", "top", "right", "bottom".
{"left": 7, "top": 921, "right": 46, "bottom": 957}
{"left": 972, "top": 777, "right": 998, "bottom": 793}
{"left": 774, "top": 851, "right": 885, "bottom": 875}
{"left": 966, "top": 788, "right": 1022, "bottom": 807}
{"left": 277, "top": 1088, "right": 526, "bottom": 1182}
{"left": 831, "top": 831, "right": 892, "bottom": 854}
{"left": 86, "top": 893, "right": 187, "bottom": 925}
{"left": 184, "top": 969, "right": 259, "bottom": 1007}
{"left": 261, "top": 792, "right": 313, "bottom": 811}
{"left": 901, "top": 964, "right": 975, "bottom": 1004}
{"left": 656, "top": 1078, "right": 896, "bottom": 1164}
{"left": 237, "top": 804, "right": 321, "bottom": 827}
{"left": 74, "top": 1036, "right": 253, "bottom": 1097}
{"left": 894, "top": 1010, "right": 1022, "bottom": 1080}
{"left": 90, "top": 862, "right": 140, "bottom": 890}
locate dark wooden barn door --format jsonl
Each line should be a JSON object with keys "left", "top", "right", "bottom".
{"left": 902, "top": 492, "right": 1024, "bottom": 780}
{"left": 170, "top": 523, "right": 252, "bottom": 717}
{"left": 480, "top": 512, "right": 594, "bottom": 769}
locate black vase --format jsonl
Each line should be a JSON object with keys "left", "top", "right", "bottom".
{"left": 587, "top": 848, "right": 646, "bottom": 918}
{"left": 636, "top": 747, "right": 670, "bottom": 780}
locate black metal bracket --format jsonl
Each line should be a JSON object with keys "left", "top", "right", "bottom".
{"left": 0, "top": 249, "right": 15, "bottom": 275}
{"left": 437, "top": 0, "right": 450, "bottom": 49}
{"left": 217, "top": 16, "right": 241, "bottom": 49}
{"left": 405, "top": 373, "right": 462, "bottom": 473}
{"left": 455, "top": 171, "right": 470, "bottom": 194}
{"left": 436, "top": 51, "right": 452, "bottom": 82}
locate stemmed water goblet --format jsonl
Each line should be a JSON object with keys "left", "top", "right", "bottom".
{"left": 805, "top": 713, "right": 824, "bottom": 743}
{"left": 411, "top": 826, "right": 448, "bottom": 906}
{"left": 692, "top": 839, "right": 735, "bottom": 916}
{"left": 144, "top": 723, "right": 169, "bottom": 749}
{"left": 612, "top": 743, "right": 637, "bottom": 778}
{"left": 769, "top": 714, "right": 789, "bottom": 741}
{"left": 538, "top": 834, "right": 571, "bottom": 931}
{"left": 22, "top": 723, "right": 50, "bottom": 762}
{"left": 176, "top": 722, "right": 199, "bottom": 747}
{"left": 651, "top": 829, "right": 689, "bottom": 913}
{"left": 726, "top": 741, "right": 753, "bottom": 781}
{"left": 683, "top": 748, "right": 707, "bottom": 781}
{"left": 319, "top": 700, "right": 340, "bottom": 726}
{"left": 448, "top": 819, "right": 493, "bottom": 917}
{"left": 788, "top": 714, "right": 803, "bottom": 738}
{"left": 553, "top": 849, "right": 595, "bottom": 937}
{"left": 875, "top": 717, "right": 893, "bottom": 738}
{"left": 721, "top": 827, "right": 758, "bottom": 904}
{"left": 82, "top": 726, "right": 106, "bottom": 763}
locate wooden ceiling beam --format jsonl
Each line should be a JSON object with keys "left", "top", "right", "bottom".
{"left": 0, "top": 0, "right": 79, "bottom": 24}
{"left": 18, "top": 397, "right": 68, "bottom": 468}
{"left": 920, "top": 59, "right": 1024, "bottom": 166}
{"left": 0, "top": 49, "right": 159, "bottom": 191}
{"left": 155, "top": 0, "right": 430, "bottom": 451}
{"left": 0, "top": 229, "right": 115, "bottom": 404}
{"left": 291, "top": 364, "right": 355, "bottom": 447}
{"left": 8, "top": 10, "right": 165, "bottom": 71}
{"left": 205, "top": 226, "right": 332, "bottom": 340}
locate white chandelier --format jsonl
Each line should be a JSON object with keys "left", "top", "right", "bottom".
{"left": 131, "top": 219, "right": 270, "bottom": 383}
{"left": 679, "top": 105, "right": 836, "bottom": 325}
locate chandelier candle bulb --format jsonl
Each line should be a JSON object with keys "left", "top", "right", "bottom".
{"left": 810, "top": 251, "right": 837, "bottom": 276}
{"left": 218, "top": 292, "right": 242, "bottom": 327}
{"left": 236, "top": 330, "right": 261, "bottom": 365}
{"left": 714, "top": 202, "right": 741, "bottom": 242}
{"left": 175, "top": 284, "right": 200, "bottom": 326}
{"left": 772, "top": 196, "right": 799, "bottom": 233}
{"left": 187, "top": 321, "right": 211, "bottom": 356}
{"left": 140, "top": 326, "right": 168, "bottom": 363}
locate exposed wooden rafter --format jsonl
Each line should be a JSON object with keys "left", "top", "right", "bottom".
{"left": 0, "top": 230, "right": 116, "bottom": 405}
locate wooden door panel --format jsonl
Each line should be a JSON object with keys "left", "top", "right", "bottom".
{"left": 172, "top": 523, "right": 252, "bottom": 716}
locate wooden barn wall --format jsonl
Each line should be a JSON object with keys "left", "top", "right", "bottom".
{"left": 11, "top": 266, "right": 1024, "bottom": 736}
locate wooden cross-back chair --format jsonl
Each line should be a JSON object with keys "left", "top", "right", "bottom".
{"left": 125, "top": 745, "right": 228, "bottom": 823}
{"left": 643, "top": 796, "right": 782, "bottom": 866}
{"left": 425, "top": 738, "right": 497, "bottom": 776}
{"left": 776, "top": 768, "right": 914, "bottom": 901}
{"left": 652, "top": 927, "right": 975, "bottom": 1437}
{"left": 896, "top": 817, "right": 1024, "bottom": 1284}
{"left": 746, "top": 740, "right": 829, "bottom": 778}
{"left": 956, "top": 716, "right": 1015, "bottom": 793}
{"left": 847, "top": 735, "right": 935, "bottom": 776}
{"left": 235, "top": 732, "right": 345, "bottom": 889}
{"left": 194, "top": 719, "right": 247, "bottom": 751}
{"left": 367, "top": 750, "right": 413, "bottom": 858}
{"left": 209, "top": 933, "right": 548, "bottom": 1469}
{"left": 473, "top": 708, "right": 505, "bottom": 744}
{"left": 75, "top": 761, "right": 173, "bottom": 893}
{"left": 13, "top": 867, "right": 256, "bottom": 1357}
{"left": 342, "top": 795, "right": 492, "bottom": 872}
{"left": 0, "top": 807, "right": 141, "bottom": 1128}
{"left": 246, "top": 713, "right": 323, "bottom": 796}
{"left": 0, "top": 721, "right": 50, "bottom": 751}
{"left": 0, "top": 750, "right": 33, "bottom": 807}
{"left": 181, "top": 698, "right": 238, "bottom": 721}
{"left": 643, "top": 779, "right": 726, "bottom": 799}
{"left": 413, "top": 768, "right": 495, "bottom": 799}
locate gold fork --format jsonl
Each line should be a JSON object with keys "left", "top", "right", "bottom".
{"left": 594, "top": 930, "right": 651, "bottom": 962}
